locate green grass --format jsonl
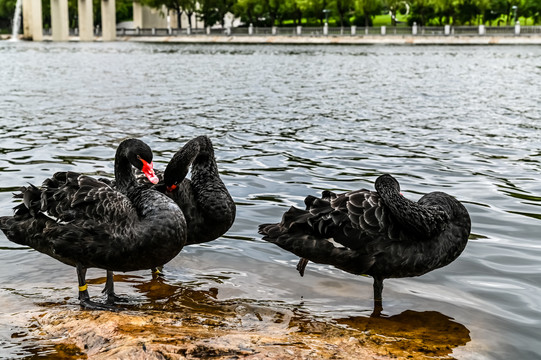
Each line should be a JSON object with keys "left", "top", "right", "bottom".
{"left": 372, "top": 14, "right": 410, "bottom": 26}
{"left": 279, "top": 13, "right": 411, "bottom": 27}
{"left": 279, "top": 13, "right": 538, "bottom": 27}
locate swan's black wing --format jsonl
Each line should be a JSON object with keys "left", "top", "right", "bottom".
{"left": 259, "top": 188, "right": 401, "bottom": 275}
{"left": 305, "top": 189, "right": 404, "bottom": 248}
{"left": 39, "top": 171, "right": 137, "bottom": 225}
{"left": 1, "top": 171, "right": 144, "bottom": 268}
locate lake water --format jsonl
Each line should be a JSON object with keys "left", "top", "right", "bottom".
{"left": 0, "top": 41, "right": 540, "bottom": 359}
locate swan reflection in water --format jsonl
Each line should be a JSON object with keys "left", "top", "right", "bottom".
{"left": 337, "top": 310, "right": 471, "bottom": 359}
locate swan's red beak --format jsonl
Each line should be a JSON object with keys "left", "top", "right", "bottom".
{"left": 141, "top": 160, "right": 159, "bottom": 184}
{"left": 166, "top": 184, "right": 177, "bottom": 192}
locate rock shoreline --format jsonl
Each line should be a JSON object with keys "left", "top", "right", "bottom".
{"left": 29, "top": 305, "right": 471, "bottom": 359}
{"left": 18, "top": 280, "right": 471, "bottom": 360}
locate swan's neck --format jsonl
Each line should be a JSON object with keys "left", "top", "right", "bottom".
{"left": 380, "top": 189, "right": 445, "bottom": 237}
{"left": 192, "top": 149, "right": 219, "bottom": 177}
{"left": 165, "top": 136, "right": 218, "bottom": 184}
{"left": 114, "top": 148, "right": 137, "bottom": 192}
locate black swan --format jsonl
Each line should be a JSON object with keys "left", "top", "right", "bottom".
{"left": 0, "top": 139, "right": 187, "bottom": 310}
{"left": 259, "top": 174, "right": 471, "bottom": 309}
{"left": 101, "top": 136, "right": 235, "bottom": 275}
{"left": 159, "top": 135, "right": 236, "bottom": 246}
{"left": 116, "top": 135, "right": 235, "bottom": 254}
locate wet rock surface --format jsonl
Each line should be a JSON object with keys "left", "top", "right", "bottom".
{"left": 34, "top": 309, "right": 378, "bottom": 359}
{"left": 19, "top": 277, "right": 470, "bottom": 359}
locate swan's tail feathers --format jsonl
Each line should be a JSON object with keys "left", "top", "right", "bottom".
{"left": 0, "top": 216, "right": 17, "bottom": 243}
{"left": 0, "top": 183, "right": 57, "bottom": 247}
{"left": 304, "top": 195, "right": 333, "bottom": 215}
{"left": 258, "top": 206, "right": 312, "bottom": 237}
{"left": 9, "top": 184, "right": 42, "bottom": 218}
{"left": 0, "top": 212, "right": 51, "bottom": 247}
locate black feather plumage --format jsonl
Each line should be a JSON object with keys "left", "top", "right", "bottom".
{"left": 0, "top": 139, "right": 186, "bottom": 310}
{"left": 259, "top": 174, "right": 471, "bottom": 307}
{"left": 126, "top": 136, "right": 235, "bottom": 246}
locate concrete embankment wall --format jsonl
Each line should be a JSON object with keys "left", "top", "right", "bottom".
{"left": 3, "top": 33, "right": 541, "bottom": 45}
{"left": 122, "top": 35, "right": 541, "bottom": 45}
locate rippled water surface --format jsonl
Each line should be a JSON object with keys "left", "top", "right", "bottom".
{"left": 1, "top": 41, "right": 540, "bottom": 359}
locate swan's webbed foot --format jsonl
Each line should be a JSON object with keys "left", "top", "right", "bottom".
{"left": 151, "top": 266, "right": 164, "bottom": 278}
{"left": 79, "top": 297, "right": 122, "bottom": 311}
{"left": 77, "top": 265, "right": 119, "bottom": 310}
{"left": 101, "top": 270, "right": 130, "bottom": 304}
{"left": 105, "top": 293, "right": 130, "bottom": 304}
{"left": 79, "top": 287, "right": 122, "bottom": 311}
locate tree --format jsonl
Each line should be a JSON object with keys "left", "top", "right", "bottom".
{"left": 233, "top": 0, "right": 267, "bottom": 25}
{"left": 0, "top": 0, "right": 17, "bottom": 31}
{"left": 502, "top": 0, "right": 520, "bottom": 24}
{"left": 282, "top": 0, "right": 303, "bottom": 25}
{"left": 481, "top": 0, "right": 507, "bottom": 24}
{"left": 0, "top": 0, "right": 16, "bottom": 20}
{"left": 330, "top": 0, "right": 354, "bottom": 26}
{"left": 266, "top": 0, "right": 287, "bottom": 25}
{"left": 384, "top": 0, "right": 403, "bottom": 25}
{"left": 297, "top": 0, "right": 327, "bottom": 24}
{"left": 523, "top": 0, "right": 541, "bottom": 24}
{"left": 354, "top": 0, "right": 382, "bottom": 26}
{"left": 433, "top": 0, "right": 458, "bottom": 24}
{"left": 116, "top": 0, "right": 134, "bottom": 23}
{"left": 409, "top": 0, "right": 436, "bottom": 25}
{"left": 454, "top": 0, "right": 479, "bottom": 24}
{"left": 198, "top": 0, "right": 235, "bottom": 27}
{"left": 182, "top": 0, "right": 197, "bottom": 27}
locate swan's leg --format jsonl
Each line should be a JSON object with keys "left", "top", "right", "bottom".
{"left": 373, "top": 277, "right": 384, "bottom": 301}
{"left": 371, "top": 277, "right": 384, "bottom": 317}
{"left": 77, "top": 264, "right": 91, "bottom": 303}
{"left": 296, "top": 258, "right": 309, "bottom": 277}
{"left": 371, "top": 301, "right": 383, "bottom": 317}
{"left": 103, "top": 270, "right": 129, "bottom": 304}
{"left": 76, "top": 264, "right": 118, "bottom": 311}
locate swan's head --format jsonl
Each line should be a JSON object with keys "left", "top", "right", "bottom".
{"left": 375, "top": 174, "right": 400, "bottom": 194}
{"left": 163, "top": 155, "right": 190, "bottom": 193}
{"left": 137, "top": 155, "right": 159, "bottom": 184}
{"left": 162, "top": 136, "right": 212, "bottom": 193}
{"left": 164, "top": 170, "right": 183, "bottom": 193}
{"left": 123, "top": 139, "right": 160, "bottom": 184}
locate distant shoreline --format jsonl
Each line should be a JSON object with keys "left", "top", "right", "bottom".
{"left": 3, "top": 34, "right": 541, "bottom": 45}
{"left": 123, "top": 34, "right": 541, "bottom": 45}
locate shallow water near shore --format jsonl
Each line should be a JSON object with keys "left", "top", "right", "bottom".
{"left": 0, "top": 41, "right": 540, "bottom": 359}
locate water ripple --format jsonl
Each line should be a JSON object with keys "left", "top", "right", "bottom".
{"left": 1, "top": 42, "right": 540, "bottom": 359}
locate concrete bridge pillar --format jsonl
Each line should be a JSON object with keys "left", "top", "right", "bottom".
{"left": 78, "top": 0, "right": 94, "bottom": 41}
{"left": 101, "top": 0, "right": 117, "bottom": 41}
{"left": 22, "top": 0, "right": 43, "bottom": 41}
{"left": 51, "top": 0, "right": 69, "bottom": 41}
